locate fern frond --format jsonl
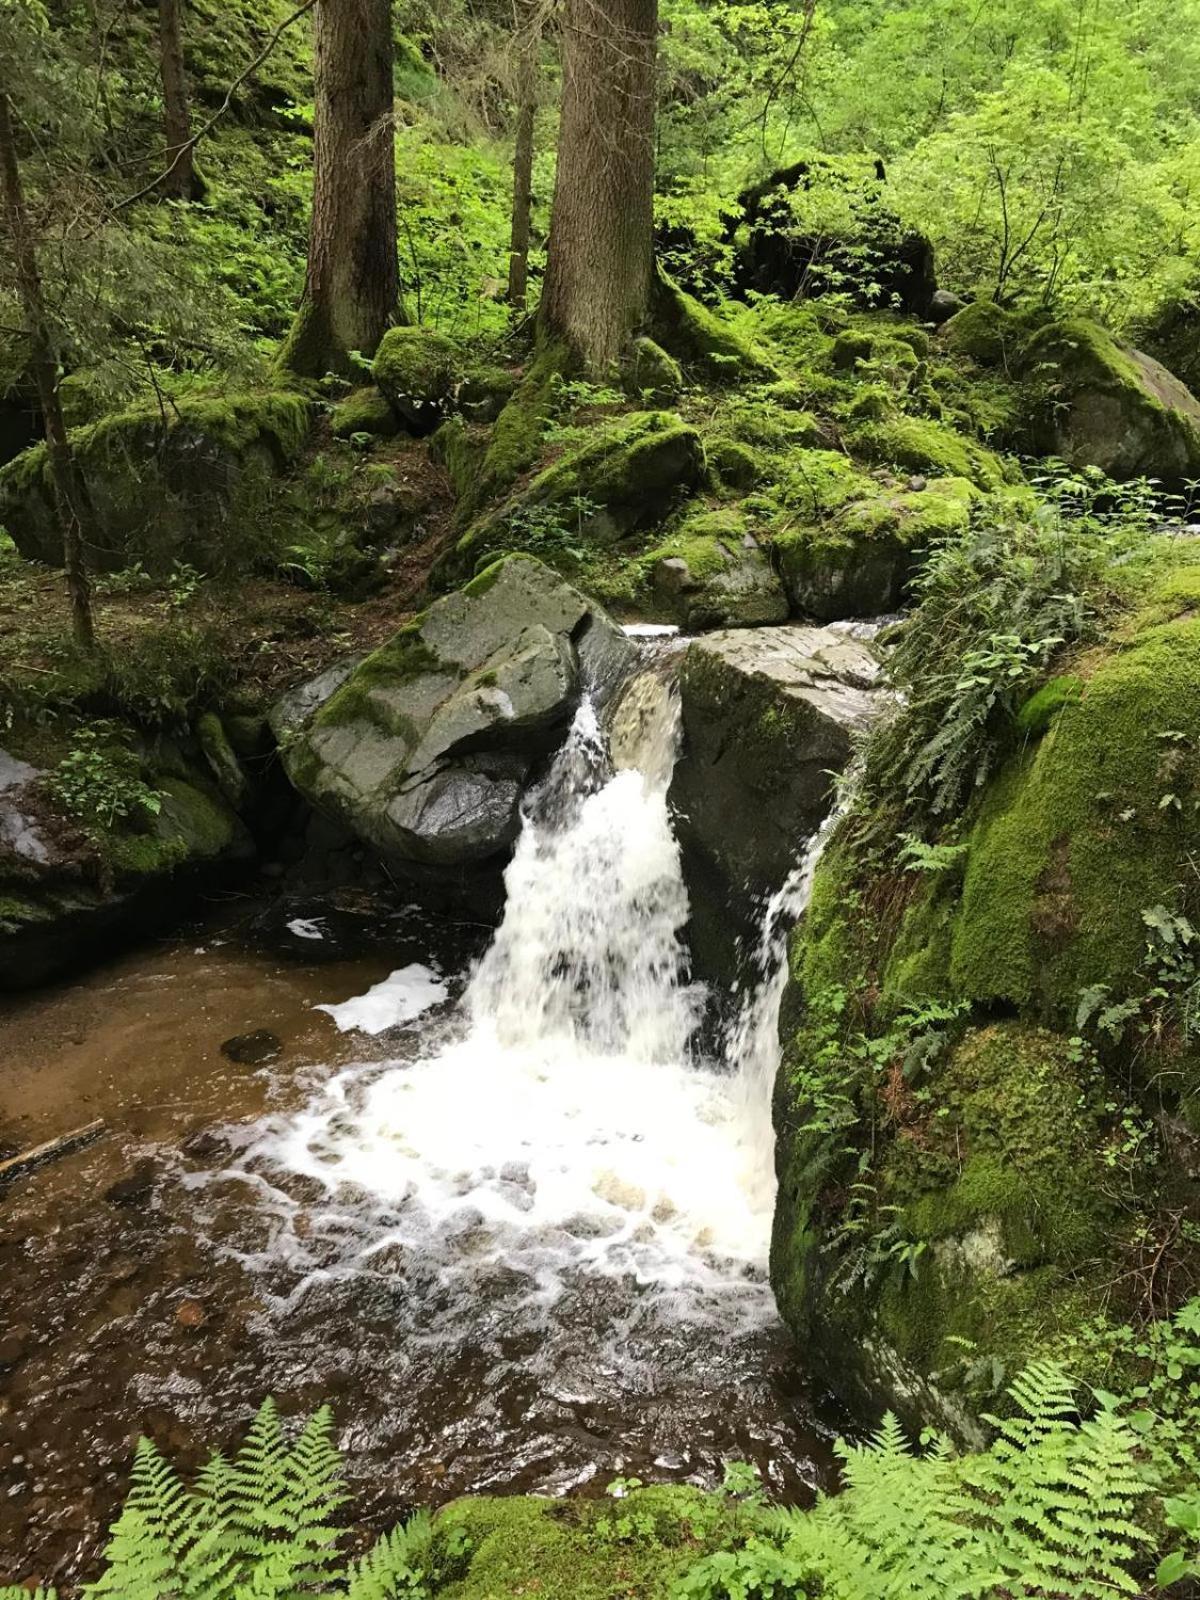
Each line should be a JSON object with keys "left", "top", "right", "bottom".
{"left": 0, "top": 1589, "right": 57, "bottom": 1599}
{"left": 346, "top": 1511, "right": 435, "bottom": 1600}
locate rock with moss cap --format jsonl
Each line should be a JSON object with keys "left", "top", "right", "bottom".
{"left": 0, "top": 747, "right": 252, "bottom": 989}
{"left": 775, "top": 475, "right": 980, "bottom": 621}
{"left": 455, "top": 409, "right": 706, "bottom": 573}
{"left": 372, "top": 325, "right": 462, "bottom": 434}
{"left": 643, "top": 508, "right": 787, "bottom": 630}
{"left": 278, "top": 556, "right": 634, "bottom": 880}
{"left": 0, "top": 390, "right": 311, "bottom": 571}
{"left": 1022, "top": 318, "right": 1200, "bottom": 481}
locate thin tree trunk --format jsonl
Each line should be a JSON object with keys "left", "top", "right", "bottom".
{"left": 157, "top": 0, "right": 195, "bottom": 200}
{"left": 539, "top": 0, "right": 658, "bottom": 371}
{"left": 280, "top": 0, "right": 399, "bottom": 377}
{"left": 0, "top": 89, "right": 94, "bottom": 648}
{"left": 506, "top": 3, "right": 539, "bottom": 310}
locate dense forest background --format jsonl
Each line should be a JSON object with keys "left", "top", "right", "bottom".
{"left": 3, "top": 0, "right": 1200, "bottom": 428}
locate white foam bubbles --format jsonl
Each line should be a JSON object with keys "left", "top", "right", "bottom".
{"left": 315, "top": 963, "right": 448, "bottom": 1034}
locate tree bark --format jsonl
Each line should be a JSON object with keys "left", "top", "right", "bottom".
{"left": 280, "top": 0, "right": 399, "bottom": 377}
{"left": 506, "top": 3, "right": 540, "bottom": 311}
{"left": 0, "top": 89, "right": 94, "bottom": 648}
{"left": 157, "top": 0, "right": 195, "bottom": 200}
{"left": 538, "top": 0, "right": 658, "bottom": 371}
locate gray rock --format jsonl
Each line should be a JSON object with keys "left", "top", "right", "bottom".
{"left": 648, "top": 513, "right": 789, "bottom": 631}
{"left": 929, "top": 288, "right": 965, "bottom": 325}
{"left": 279, "top": 556, "right": 635, "bottom": 876}
{"left": 0, "top": 750, "right": 50, "bottom": 866}
{"left": 268, "top": 655, "right": 367, "bottom": 745}
{"left": 669, "top": 624, "right": 884, "bottom": 981}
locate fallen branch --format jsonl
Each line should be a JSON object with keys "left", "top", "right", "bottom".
{"left": 0, "top": 1119, "right": 106, "bottom": 1185}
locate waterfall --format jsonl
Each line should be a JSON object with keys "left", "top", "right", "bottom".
{"left": 217, "top": 654, "right": 846, "bottom": 1338}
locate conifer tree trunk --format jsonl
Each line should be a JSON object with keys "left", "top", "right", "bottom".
{"left": 0, "top": 89, "right": 94, "bottom": 648}
{"left": 539, "top": 0, "right": 658, "bottom": 371}
{"left": 157, "top": 0, "right": 195, "bottom": 200}
{"left": 280, "top": 0, "right": 399, "bottom": 377}
{"left": 506, "top": 2, "right": 540, "bottom": 310}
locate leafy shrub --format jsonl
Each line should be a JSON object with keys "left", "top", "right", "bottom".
{"left": 45, "top": 724, "right": 162, "bottom": 834}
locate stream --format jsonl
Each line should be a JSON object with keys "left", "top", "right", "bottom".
{"left": 0, "top": 655, "right": 843, "bottom": 1590}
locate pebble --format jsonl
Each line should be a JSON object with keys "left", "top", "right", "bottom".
{"left": 175, "top": 1299, "right": 207, "bottom": 1330}
{"left": 220, "top": 1029, "right": 282, "bottom": 1065}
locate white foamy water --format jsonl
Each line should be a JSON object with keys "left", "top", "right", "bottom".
{"left": 315, "top": 963, "right": 448, "bottom": 1034}
{"left": 220, "top": 667, "right": 833, "bottom": 1336}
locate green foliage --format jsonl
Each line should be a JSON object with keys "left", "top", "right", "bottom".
{"left": 865, "top": 476, "right": 1144, "bottom": 818}
{"left": 45, "top": 723, "right": 162, "bottom": 833}
{"left": 679, "top": 1362, "right": 1154, "bottom": 1600}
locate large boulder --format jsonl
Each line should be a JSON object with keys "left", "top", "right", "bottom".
{"left": 772, "top": 544, "right": 1200, "bottom": 1438}
{"left": 0, "top": 391, "right": 310, "bottom": 572}
{"left": 728, "top": 156, "right": 938, "bottom": 317}
{"left": 0, "top": 747, "right": 252, "bottom": 989}
{"left": 940, "top": 305, "right": 1200, "bottom": 483}
{"left": 278, "top": 556, "right": 635, "bottom": 883}
{"left": 372, "top": 326, "right": 462, "bottom": 434}
{"left": 1023, "top": 319, "right": 1200, "bottom": 481}
{"left": 643, "top": 508, "right": 788, "bottom": 630}
{"left": 668, "top": 623, "right": 883, "bottom": 980}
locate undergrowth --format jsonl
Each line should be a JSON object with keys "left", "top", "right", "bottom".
{"left": 7, "top": 1304, "right": 1200, "bottom": 1598}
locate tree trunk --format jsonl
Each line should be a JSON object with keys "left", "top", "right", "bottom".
{"left": 538, "top": 0, "right": 658, "bottom": 371}
{"left": 280, "top": 0, "right": 399, "bottom": 378}
{"left": 506, "top": 3, "right": 540, "bottom": 311}
{"left": 0, "top": 89, "right": 94, "bottom": 648}
{"left": 157, "top": 0, "right": 195, "bottom": 200}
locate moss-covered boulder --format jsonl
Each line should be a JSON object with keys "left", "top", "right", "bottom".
{"left": 846, "top": 414, "right": 1011, "bottom": 491}
{"left": 770, "top": 545, "right": 1200, "bottom": 1435}
{"left": 649, "top": 265, "right": 777, "bottom": 381}
{"left": 0, "top": 745, "right": 252, "bottom": 989}
{"left": 0, "top": 391, "right": 311, "bottom": 572}
{"left": 775, "top": 475, "right": 980, "bottom": 621}
{"left": 772, "top": 1019, "right": 1121, "bottom": 1442}
{"left": 278, "top": 556, "right": 634, "bottom": 883}
{"left": 372, "top": 325, "right": 462, "bottom": 433}
{"left": 643, "top": 508, "right": 788, "bottom": 630}
{"left": 626, "top": 336, "right": 684, "bottom": 404}
{"left": 1022, "top": 319, "right": 1200, "bottom": 481}
{"left": 669, "top": 623, "right": 883, "bottom": 980}
{"left": 456, "top": 410, "right": 706, "bottom": 573}
{"left": 330, "top": 387, "right": 400, "bottom": 440}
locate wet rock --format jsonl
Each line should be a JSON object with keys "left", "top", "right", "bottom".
{"left": 174, "top": 1298, "right": 208, "bottom": 1330}
{"left": 929, "top": 288, "right": 964, "bottom": 325}
{"left": 277, "top": 556, "right": 635, "bottom": 879}
{"left": 180, "top": 1127, "right": 234, "bottom": 1164}
{"left": 646, "top": 509, "right": 789, "bottom": 631}
{"left": 104, "top": 1160, "right": 156, "bottom": 1208}
{"left": 220, "top": 1029, "right": 282, "bottom": 1065}
{"left": 670, "top": 623, "right": 885, "bottom": 982}
{"left": 0, "top": 1323, "right": 31, "bottom": 1370}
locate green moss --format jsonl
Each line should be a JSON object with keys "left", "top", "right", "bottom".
{"left": 435, "top": 1488, "right": 740, "bottom": 1600}
{"left": 99, "top": 776, "right": 240, "bottom": 878}
{"left": 430, "top": 416, "right": 484, "bottom": 501}
{"left": 649, "top": 264, "right": 776, "bottom": 380}
{"left": 457, "top": 410, "right": 706, "bottom": 570}
{"left": 626, "top": 336, "right": 683, "bottom": 402}
{"left": 940, "top": 300, "right": 1033, "bottom": 365}
{"left": 1015, "top": 675, "right": 1084, "bottom": 737}
{"left": 313, "top": 617, "right": 450, "bottom": 735}
{"left": 707, "top": 437, "right": 762, "bottom": 490}
{"left": 330, "top": 387, "right": 399, "bottom": 439}
{"left": 372, "top": 326, "right": 461, "bottom": 423}
{"left": 846, "top": 414, "right": 1011, "bottom": 490}
{"left": 468, "top": 338, "right": 574, "bottom": 518}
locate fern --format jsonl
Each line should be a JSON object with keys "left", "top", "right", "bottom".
{"left": 345, "top": 1511, "right": 436, "bottom": 1599}
{"left": 83, "top": 1400, "right": 348, "bottom": 1600}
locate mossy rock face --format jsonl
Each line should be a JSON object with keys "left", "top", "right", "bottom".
{"left": 0, "top": 391, "right": 311, "bottom": 572}
{"left": 643, "top": 508, "right": 788, "bottom": 630}
{"left": 434, "top": 1488, "right": 741, "bottom": 1599}
{"left": 279, "top": 556, "right": 634, "bottom": 879}
{"left": 626, "top": 336, "right": 684, "bottom": 404}
{"left": 330, "top": 387, "right": 400, "bottom": 440}
{"left": 771, "top": 546, "right": 1200, "bottom": 1435}
{"left": 774, "top": 475, "right": 979, "bottom": 621}
{"left": 0, "top": 750, "right": 252, "bottom": 989}
{"left": 649, "top": 265, "right": 777, "bottom": 381}
{"left": 846, "top": 414, "right": 1011, "bottom": 491}
{"left": 372, "top": 325, "right": 463, "bottom": 434}
{"left": 772, "top": 1019, "right": 1120, "bottom": 1441}
{"left": 457, "top": 410, "right": 706, "bottom": 572}
{"left": 1021, "top": 318, "right": 1200, "bottom": 481}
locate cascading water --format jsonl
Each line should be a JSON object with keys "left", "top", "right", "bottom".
{"left": 188, "top": 647, "right": 845, "bottom": 1496}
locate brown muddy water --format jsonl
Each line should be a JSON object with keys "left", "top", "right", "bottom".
{"left": 1, "top": 859, "right": 840, "bottom": 1592}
